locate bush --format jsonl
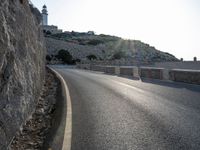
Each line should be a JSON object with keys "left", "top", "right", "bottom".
{"left": 46, "top": 31, "right": 52, "bottom": 35}
{"left": 87, "top": 39, "right": 104, "bottom": 45}
{"left": 87, "top": 54, "right": 97, "bottom": 60}
{"left": 56, "top": 49, "right": 73, "bottom": 64}
{"left": 112, "top": 51, "right": 125, "bottom": 60}
{"left": 46, "top": 55, "right": 52, "bottom": 61}
{"left": 74, "top": 59, "right": 81, "bottom": 62}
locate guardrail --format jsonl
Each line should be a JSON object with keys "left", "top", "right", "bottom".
{"left": 77, "top": 65, "right": 200, "bottom": 85}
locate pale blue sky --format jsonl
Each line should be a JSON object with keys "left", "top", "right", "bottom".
{"left": 31, "top": 0, "right": 200, "bottom": 60}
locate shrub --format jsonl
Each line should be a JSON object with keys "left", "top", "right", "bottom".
{"left": 112, "top": 51, "right": 125, "bottom": 60}
{"left": 87, "top": 39, "right": 104, "bottom": 45}
{"left": 56, "top": 49, "right": 73, "bottom": 64}
{"left": 46, "top": 31, "right": 52, "bottom": 35}
{"left": 87, "top": 54, "right": 97, "bottom": 60}
{"left": 46, "top": 55, "right": 52, "bottom": 61}
{"left": 74, "top": 59, "right": 81, "bottom": 62}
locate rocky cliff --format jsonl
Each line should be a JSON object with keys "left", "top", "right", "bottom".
{"left": 0, "top": 0, "right": 45, "bottom": 149}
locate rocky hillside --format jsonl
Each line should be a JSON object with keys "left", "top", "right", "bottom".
{"left": 0, "top": 0, "right": 45, "bottom": 149}
{"left": 45, "top": 37, "right": 105, "bottom": 59}
{"left": 45, "top": 32, "right": 178, "bottom": 63}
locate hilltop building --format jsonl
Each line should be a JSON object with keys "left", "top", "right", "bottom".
{"left": 41, "top": 5, "right": 62, "bottom": 34}
{"left": 87, "top": 31, "right": 95, "bottom": 35}
{"left": 42, "top": 5, "right": 48, "bottom": 25}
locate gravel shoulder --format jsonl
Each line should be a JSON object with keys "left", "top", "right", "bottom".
{"left": 9, "top": 68, "right": 66, "bottom": 150}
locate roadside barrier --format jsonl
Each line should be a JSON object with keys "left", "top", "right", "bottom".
{"left": 77, "top": 64, "right": 200, "bottom": 85}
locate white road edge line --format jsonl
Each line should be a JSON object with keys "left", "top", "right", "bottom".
{"left": 49, "top": 68, "right": 72, "bottom": 150}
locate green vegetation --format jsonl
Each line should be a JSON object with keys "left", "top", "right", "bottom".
{"left": 87, "top": 39, "right": 104, "bottom": 46}
{"left": 46, "top": 32, "right": 120, "bottom": 46}
{"left": 46, "top": 31, "right": 52, "bottom": 35}
{"left": 56, "top": 49, "right": 73, "bottom": 64}
{"left": 87, "top": 54, "right": 97, "bottom": 60}
{"left": 112, "top": 51, "right": 126, "bottom": 60}
{"left": 46, "top": 55, "right": 52, "bottom": 61}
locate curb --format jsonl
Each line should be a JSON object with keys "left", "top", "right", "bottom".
{"left": 47, "top": 67, "right": 72, "bottom": 150}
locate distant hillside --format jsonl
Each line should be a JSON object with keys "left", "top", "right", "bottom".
{"left": 45, "top": 31, "right": 179, "bottom": 63}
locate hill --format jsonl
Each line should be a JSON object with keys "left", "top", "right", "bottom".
{"left": 45, "top": 31, "right": 179, "bottom": 64}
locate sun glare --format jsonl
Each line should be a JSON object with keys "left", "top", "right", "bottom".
{"left": 32, "top": 0, "right": 200, "bottom": 60}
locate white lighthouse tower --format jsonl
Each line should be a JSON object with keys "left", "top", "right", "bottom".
{"left": 42, "top": 5, "right": 48, "bottom": 25}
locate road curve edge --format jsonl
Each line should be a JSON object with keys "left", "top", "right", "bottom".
{"left": 48, "top": 67, "right": 72, "bottom": 150}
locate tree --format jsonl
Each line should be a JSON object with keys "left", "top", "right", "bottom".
{"left": 87, "top": 54, "right": 97, "bottom": 60}
{"left": 46, "top": 55, "right": 52, "bottom": 61}
{"left": 56, "top": 49, "right": 73, "bottom": 64}
{"left": 46, "top": 31, "right": 52, "bottom": 35}
{"left": 112, "top": 51, "right": 125, "bottom": 60}
{"left": 74, "top": 59, "right": 81, "bottom": 62}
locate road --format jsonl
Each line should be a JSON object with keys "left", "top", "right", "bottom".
{"left": 53, "top": 66, "right": 200, "bottom": 150}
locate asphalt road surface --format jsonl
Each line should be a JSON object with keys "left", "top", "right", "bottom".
{"left": 53, "top": 66, "right": 200, "bottom": 150}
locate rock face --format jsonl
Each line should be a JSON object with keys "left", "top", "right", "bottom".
{"left": 0, "top": 0, "right": 45, "bottom": 149}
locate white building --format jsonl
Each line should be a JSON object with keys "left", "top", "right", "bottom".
{"left": 41, "top": 5, "right": 63, "bottom": 34}
{"left": 87, "top": 31, "right": 95, "bottom": 35}
{"left": 42, "top": 25, "right": 63, "bottom": 34}
{"left": 42, "top": 5, "right": 48, "bottom": 25}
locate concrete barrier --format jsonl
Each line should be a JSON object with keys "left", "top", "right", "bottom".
{"left": 169, "top": 69, "right": 200, "bottom": 85}
{"left": 105, "top": 66, "right": 115, "bottom": 74}
{"left": 140, "top": 67, "right": 163, "bottom": 80}
{"left": 133, "top": 67, "right": 140, "bottom": 78}
{"left": 78, "top": 64, "right": 90, "bottom": 70}
{"left": 162, "top": 69, "right": 169, "bottom": 80}
{"left": 115, "top": 66, "right": 120, "bottom": 75}
{"left": 90, "top": 65, "right": 105, "bottom": 72}
{"left": 77, "top": 64, "right": 200, "bottom": 85}
{"left": 120, "top": 66, "right": 133, "bottom": 76}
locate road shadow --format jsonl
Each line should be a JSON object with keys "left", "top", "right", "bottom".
{"left": 141, "top": 78, "right": 200, "bottom": 93}
{"left": 118, "top": 74, "right": 140, "bottom": 81}
{"left": 101, "top": 71, "right": 200, "bottom": 93}
{"left": 43, "top": 72, "right": 66, "bottom": 150}
{"left": 103, "top": 71, "right": 200, "bottom": 93}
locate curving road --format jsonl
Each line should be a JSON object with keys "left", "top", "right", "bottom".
{"left": 53, "top": 66, "right": 200, "bottom": 150}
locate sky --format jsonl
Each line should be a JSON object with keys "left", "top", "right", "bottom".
{"left": 31, "top": 0, "right": 200, "bottom": 60}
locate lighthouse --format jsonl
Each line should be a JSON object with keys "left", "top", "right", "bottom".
{"left": 42, "top": 5, "right": 48, "bottom": 25}
{"left": 41, "top": 5, "right": 62, "bottom": 34}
